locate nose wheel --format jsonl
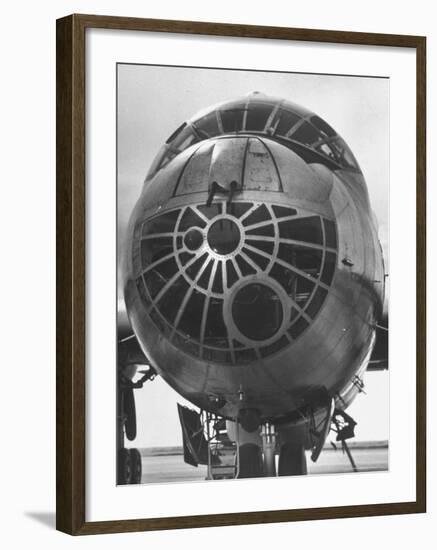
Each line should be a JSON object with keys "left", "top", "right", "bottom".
{"left": 278, "top": 442, "right": 307, "bottom": 476}
{"left": 239, "top": 421, "right": 308, "bottom": 478}
{"left": 237, "top": 444, "right": 264, "bottom": 478}
{"left": 117, "top": 448, "right": 132, "bottom": 485}
{"left": 117, "top": 447, "right": 143, "bottom": 485}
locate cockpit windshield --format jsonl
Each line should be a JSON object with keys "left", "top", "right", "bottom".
{"left": 146, "top": 93, "right": 360, "bottom": 180}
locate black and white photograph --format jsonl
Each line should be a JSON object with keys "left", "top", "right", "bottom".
{"left": 116, "top": 63, "right": 389, "bottom": 486}
{"left": 1, "top": 0, "right": 431, "bottom": 543}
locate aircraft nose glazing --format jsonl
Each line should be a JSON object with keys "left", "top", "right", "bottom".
{"left": 134, "top": 200, "right": 338, "bottom": 365}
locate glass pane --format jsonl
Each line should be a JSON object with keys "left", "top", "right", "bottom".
{"left": 246, "top": 225, "right": 274, "bottom": 237}
{"left": 245, "top": 239, "right": 274, "bottom": 255}
{"left": 290, "top": 307, "right": 299, "bottom": 322}
{"left": 226, "top": 260, "right": 238, "bottom": 288}
{"left": 141, "top": 237, "right": 173, "bottom": 267}
{"left": 212, "top": 265, "right": 223, "bottom": 293}
{"left": 184, "top": 229, "right": 204, "bottom": 251}
{"left": 232, "top": 283, "right": 283, "bottom": 341}
{"left": 157, "top": 276, "right": 189, "bottom": 325}
{"left": 220, "top": 104, "right": 246, "bottom": 133}
{"left": 278, "top": 243, "right": 322, "bottom": 277}
{"left": 186, "top": 253, "right": 208, "bottom": 280}
{"left": 310, "top": 116, "right": 336, "bottom": 137}
{"left": 152, "top": 256, "right": 178, "bottom": 280}
{"left": 227, "top": 202, "right": 253, "bottom": 218}
{"left": 305, "top": 286, "right": 328, "bottom": 319}
{"left": 207, "top": 219, "right": 241, "bottom": 255}
{"left": 272, "top": 108, "right": 301, "bottom": 136}
{"left": 177, "top": 289, "right": 206, "bottom": 340}
{"left": 323, "top": 219, "right": 337, "bottom": 248}
{"left": 321, "top": 252, "right": 337, "bottom": 285}
{"left": 242, "top": 247, "right": 269, "bottom": 270}
{"left": 171, "top": 125, "right": 200, "bottom": 152}
{"left": 242, "top": 204, "right": 271, "bottom": 226}
{"left": 272, "top": 205, "right": 297, "bottom": 218}
{"left": 144, "top": 257, "right": 178, "bottom": 298}
{"left": 166, "top": 122, "right": 187, "bottom": 144}
{"left": 296, "top": 276, "right": 314, "bottom": 307}
{"left": 245, "top": 103, "right": 274, "bottom": 131}
{"left": 178, "top": 251, "right": 195, "bottom": 266}
{"left": 179, "top": 207, "right": 207, "bottom": 230}
{"left": 193, "top": 112, "right": 220, "bottom": 138}
{"left": 236, "top": 254, "right": 256, "bottom": 276}
{"left": 279, "top": 216, "right": 323, "bottom": 245}
{"left": 316, "top": 142, "right": 338, "bottom": 160}
{"left": 327, "top": 137, "right": 359, "bottom": 169}
{"left": 204, "top": 298, "right": 228, "bottom": 347}
{"left": 269, "top": 262, "right": 315, "bottom": 306}
{"left": 197, "top": 260, "right": 214, "bottom": 289}
{"left": 144, "top": 270, "right": 166, "bottom": 299}
{"left": 197, "top": 203, "right": 222, "bottom": 219}
{"left": 142, "top": 210, "right": 179, "bottom": 236}
{"left": 269, "top": 263, "right": 296, "bottom": 295}
{"left": 289, "top": 121, "right": 321, "bottom": 146}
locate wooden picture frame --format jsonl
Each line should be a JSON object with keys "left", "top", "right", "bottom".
{"left": 56, "top": 13, "right": 426, "bottom": 535}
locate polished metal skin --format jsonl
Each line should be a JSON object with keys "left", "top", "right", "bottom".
{"left": 123, "top": 93, "right": 385, "bottom": 431}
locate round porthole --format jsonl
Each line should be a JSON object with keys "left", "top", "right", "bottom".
{"left": 232, "top": 283, "right": 283, "bottom": 341}
{"left": 184, "top": 228, "right": 203, "bottom": 251}
{"left": 207, "top": 218, "right": 240, "bottom": 255}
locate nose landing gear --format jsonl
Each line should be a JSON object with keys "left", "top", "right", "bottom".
{"left": 116, "top": 364, "right": 157, "bottom": 485}
{"left": 260, "top": 422, "right": 307, "bottom": 477}
{"left": 260, "top": 422, "right": 278, "bottom": 477}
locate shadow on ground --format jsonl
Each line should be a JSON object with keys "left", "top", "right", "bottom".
{"left": 25, "top": 511, "right": 56, "bottom": 529}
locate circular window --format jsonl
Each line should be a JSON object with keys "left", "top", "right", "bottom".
{"left": 184, "top": 228, "right": 203, "bottom": 251}
{"left": 232, "top": 283, "right": 283, "bottom": 341}
{"left": 207, "top": 218, "right": 240, "bottom": 255}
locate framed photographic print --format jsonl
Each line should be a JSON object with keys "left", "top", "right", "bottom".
{"left": 56, "top": 14, "right": 426, "bottom": 535}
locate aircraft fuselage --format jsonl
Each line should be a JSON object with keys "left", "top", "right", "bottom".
{"left": 122, "top": 95, "right": 385, "bottom": 429}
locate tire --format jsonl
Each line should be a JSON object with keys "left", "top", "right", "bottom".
{"left": 123, "top": 388, "right": 137, "bottom": 441}
{"left": 278, "top": 442, "right": 307, "bottom": 476}
{"left": 129, "top": 448, "right": 142, "bottom": 484}
{"left": 117, "top": 448, "right": 132, "bottom": 485}
{"left": 237, "top": 443, "right": 263, "bottom": 478}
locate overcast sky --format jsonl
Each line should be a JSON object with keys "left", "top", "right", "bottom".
{"left": 117, "top": 63, "right": 389, "bottom": 448}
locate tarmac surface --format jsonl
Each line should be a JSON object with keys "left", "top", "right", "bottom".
{"left": 139, "top": 443, "right": 388, "bottom": 484}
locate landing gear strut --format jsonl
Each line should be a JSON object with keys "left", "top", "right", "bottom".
{"left": 261, "top": 423, "right": 277, "bottom": 477}
{"left": 260, "top": 422, "right": 307, "bottom": 476}
{"left": 180, "top": 408, "right": 311, "bottom": 480}
{"left": 116, "top": 365, "right": 156, "bottom": 485}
